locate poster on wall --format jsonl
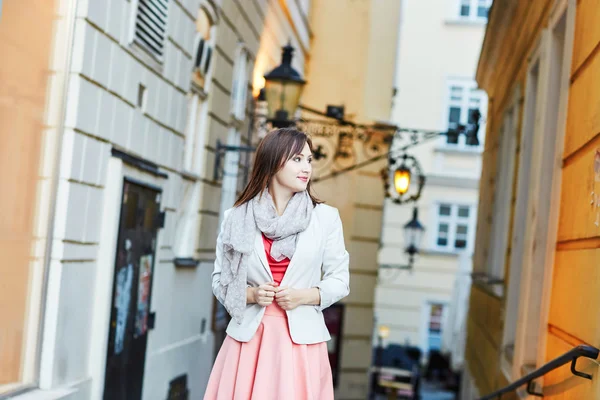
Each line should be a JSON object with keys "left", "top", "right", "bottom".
{"left": 134, "top": 254, "right": 152, "bottom": 338}
{"left": 323, "top": 303, "right": 345, "bottom": 387}
{"left": 114, "top": 263, "right": 133, "bottom": 354}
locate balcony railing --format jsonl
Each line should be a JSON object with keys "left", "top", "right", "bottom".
{"left": 479, "top": 345, "right": 599, "bottom": 399}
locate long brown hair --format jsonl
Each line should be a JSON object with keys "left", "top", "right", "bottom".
{"left": 234, "top": 128, "right": 323, "bottom": 207}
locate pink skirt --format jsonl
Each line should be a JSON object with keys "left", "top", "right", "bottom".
{"left": 203, "top": 303, "right": 334, "bottom": 400}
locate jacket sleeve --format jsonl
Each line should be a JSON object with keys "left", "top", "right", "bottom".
{"left": 315, "top": 208, "right": 350, "bottom": 311}
{"left": 211, "top": 209, "right": 231, "bottom": 305}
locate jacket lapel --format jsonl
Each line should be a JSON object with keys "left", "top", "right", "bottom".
{"left": 254, "top": 229, "right": 273, "bottom": 280}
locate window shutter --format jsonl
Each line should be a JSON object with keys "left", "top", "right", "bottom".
{"left": 194, "top": 39, "right": 205, "bottom": 69}
{"left": 134, "top": 0, "right": 169, "bottom": 59}
{"left": 203, "top": 47, "right": 212, "bottom": 75}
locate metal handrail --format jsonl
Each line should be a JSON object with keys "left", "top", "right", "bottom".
{"left": 479, "top": 345, "right": 599, "bottom": 399}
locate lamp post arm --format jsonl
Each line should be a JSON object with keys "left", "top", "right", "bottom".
{"left": 312, "top": 130, "right": 441, "bottom": 183}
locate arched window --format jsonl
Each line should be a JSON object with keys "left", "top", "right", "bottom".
{"left": 231, "top": 44, "right": 251, "bottom": 122}
{"left": 192, "top": 4, "right": 218, "bottom": 90}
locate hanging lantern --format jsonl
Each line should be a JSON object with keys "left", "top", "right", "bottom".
{"left": 263, "top": 43, "right": 306, "bottom": 127}
{"left": 394, "top": 166, "right": 411, "bottom": 196}
{"left": 403, "top": 207, "right": 425, "bottom": 257}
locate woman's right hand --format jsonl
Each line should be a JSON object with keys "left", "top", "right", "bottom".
{"left": 249, "top": 282, "right": 278, "bottom": 307}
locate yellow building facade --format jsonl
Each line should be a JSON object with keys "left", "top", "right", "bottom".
{"left": 0, "top": 0, "right": 63, "bottom": 392}
{"left": 463, "top": 0, "right": 600, "bottom": 398}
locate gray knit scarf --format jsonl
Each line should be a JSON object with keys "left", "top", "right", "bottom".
{"left": 219, "top": 189, "right": 313, "bottom": 324}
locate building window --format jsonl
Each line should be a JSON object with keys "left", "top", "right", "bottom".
{"left": 183, "top": 94, "right": 209, "bottom": 174}
{"left": 487, "top": 106, "right": 518, "bottom": 280}
{"left": 458, "top": 0, "right": 492, "bottom": 21}
{"left": 133, "top": 0, "right": 169, "bottom": 60}
{"left": 231, "top": 45, "right": 251, "bottom": 122}
{"left": 426, "top": 303, "right": 445, "bottom": 352}
{"left": 444, "top": 79, "right": 487, "bottom": 148}
{"left": 218, "top": 44, "right": 252, "bottom": 220}
{"left": 183, "top": 4, "right": 217, "bottom": 174}
{"left": 434, "top": 203, "right": 474, "bottom": 252}
{"left": 192, "top": 5, "right": 216, "bottom": 90}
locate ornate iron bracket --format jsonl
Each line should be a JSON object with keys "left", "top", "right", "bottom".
{"left": 212, "top": 139, "right": 256, "bottom": 182}
{"left": 230, "top": 101, "right": 482, "bottom": 188}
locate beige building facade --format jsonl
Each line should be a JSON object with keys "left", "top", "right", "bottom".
{"left": 375, "top": 0, "right": 489, "bottom": 363}
{"left": 300, "top": 1, "right": 401, "bottom": 398}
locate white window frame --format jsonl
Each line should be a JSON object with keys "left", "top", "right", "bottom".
{"left": 174, "top": 93, "right": 209, "bottom": 257}
{"left": 219, "top": 43, "right": 252, "bottom": 222}
{"left": 504, "top": 0, "right": 575, "bottom": 382}
{"left": 192, "top": 36, "right": 213, "bottom": 83}
{"left": 231, "top": 44, "right": 251, "bottom": 122}
{"left": 485, "top": 97, "right": 519, "bottom": 282}
{"left": 442, "top": 78, "right": 488, "bottom": 150}
{"left": 457, "top": 0, "right": 492, "bottom": 21}
{"left": 129, "top": 0, "right": 170, "bottom": 62}
{"left": 500, "top": 81, "right": 529, "bottom": 380}
{"left": 431, "top": 203, "right": 477, "bottom": 253}
{"left": 421, "top": 302, "right": 449, "bottom": 355}
{"left": 218, "top": 128, "right": 243, "bottom": 222}
{"left": 191, "top": 4, "right": 218, "bottom": 92}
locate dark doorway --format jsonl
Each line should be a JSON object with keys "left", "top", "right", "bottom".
{"left": 103, "top": 178, "right": 163, "bottom": 400}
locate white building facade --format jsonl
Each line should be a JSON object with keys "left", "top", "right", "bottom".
{"left": 375, "top": 0, "right": 490, "bottom": 364}
{"left": 0, "top": 0, "right": 311, "bottom": 399}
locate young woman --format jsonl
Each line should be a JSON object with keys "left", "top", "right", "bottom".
{"left": 203, "top": 128, "right": 350, "bottom": 399}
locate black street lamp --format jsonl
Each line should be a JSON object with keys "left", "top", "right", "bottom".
{"left": 263, "top": 43, "right": 306, "bottom": 127}
{"left": 447, "top": 109, "right": 482, "bottom": 146}
{"left": 379, "top": 207, "right": 424, "bottom": 271}
{"left": 404, "top": 207, "right": 425, "bottom": 266}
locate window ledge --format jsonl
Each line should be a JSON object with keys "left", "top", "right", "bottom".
{"left": 444, "top": 18, "right": 488, "bottom": 26}
{"left": 190, "top": 82, "right": 208, "bottom": 99}
{"left": 7, "top": 387, "right": 78, "bottom": 400}
{"left": 422, "top": 248, "right": 466, "bottom": 256}
{"left": 521, "top": 363, "right": 536, "bottom": 377}
{"left": 434, "top": 145, "right": 483, "bottom": 155}
{"left": 129, "top": 41, "right": 164, "bottom": 76}
{"left": 174, "top": 257, "right": 200, "bottom": 268}
{"left": 181, "top": 170, "right": 201, "bottom": 182}
{"left": 472, "top": 278, "right": 505, "bottom": 299}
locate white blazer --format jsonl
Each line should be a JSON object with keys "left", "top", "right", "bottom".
{"left": 211, "top": 203, "right": 350, "bottom": 345}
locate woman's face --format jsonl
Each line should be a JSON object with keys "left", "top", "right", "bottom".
{"left": 272, "top": 142, "right": 313, "bottom": 193}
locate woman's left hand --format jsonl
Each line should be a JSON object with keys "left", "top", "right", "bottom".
{"left": 274, "top": 287, "right": 303, "bottom": 310}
